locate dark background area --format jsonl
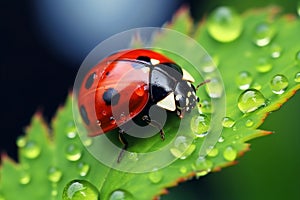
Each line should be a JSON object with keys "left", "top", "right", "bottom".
{"left": 1, "top": 1, "right": 300, "bottom": 200}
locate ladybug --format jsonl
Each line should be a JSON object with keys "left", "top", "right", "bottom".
{"left": 78, "top": 49, "right": 207, "bottom": 161}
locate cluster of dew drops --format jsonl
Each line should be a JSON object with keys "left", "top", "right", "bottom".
{"left": 7, "top": 6, "right": 300, "bottom": 200}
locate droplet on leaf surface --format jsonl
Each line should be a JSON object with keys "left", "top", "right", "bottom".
{"left": 207, "top": 6, "right": 243, "bottom": 42}
{"left": 238, "top": 89, "right": 266, "bottom": 113}
{"left": 63, "top": 180, "right": 99, "bottom": 200}
{"left": 270, "top": 74, "right": 289, "bottom": 94}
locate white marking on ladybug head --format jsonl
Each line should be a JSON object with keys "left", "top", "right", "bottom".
{"left": 175, "top": 94, "right": 182, "bottom": 101}
{"left": 187, "top": 91, "right": 192, "bottom": 97}
{"left": 182, "top": 68, "right": 195, "bottom": 82}
{"left": 150, "top": 58, "right": 160, "bottom": 65}
{"left": 157, "top": 92, "right": 176, "bottom": 111}
{"left": 186, "top": 98, "right": 189, "bottom": 106}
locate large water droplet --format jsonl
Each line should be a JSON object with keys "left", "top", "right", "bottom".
{"left": 207, "top": 6, "right": 243, "bottom": 42}
{"left": 270, "top": 74, "right": 289, "bottom": 94}
{"left": 170, "top": 136, "right": 196, "bottom": 159}
{"left": 148, "top": 168, "right": 163, "bottom": 184}
{"left": 236, "top": 71, "right": 253, "bottom": 90}
{"left": 65, "top": 144, "right": 82, "bottom": 161}
{"left": 256, "top": 58, "right": 272, "bottom": 73}
{"left": 193, "top": 157, "right": 213, "bottom": 177}
{"left": 63, "top": 180, "right": 99, "bottom": 200}
{"left": 205, "top": 78, "right": 224, "bottom": 98}
{"left": 190, "top": 114, "right": 210, "bottom": 137}
{"left": 223, "top": 146, "right": 237, "bottom": 161}
{"left": 270, "top": 44, "right": 282, "bottom": 59}
{"left": 238, "top": 89, "right": 266, "bottom": 113}
{"left": 109, "top": 190, "right": 133, "bottom": 200}
{"left": 222, "top": 117, "right": 235, "bottom": 128}
{"left": 78, "top": 162, "right": 90, "bottom": 177}
{"left": 48, "top": 166, "right": 62, "bottom": 183}
{"left": 19, "top": 171, "right": 31, "bottom": 185}
{"left": 253, "top": 22, "right": 275, "bottom": 47}
{"left": 23, "top": 141, "right": 41, "bottom": 159}
{"left": 294, "top": 72, "right": 300, "bottom": 83}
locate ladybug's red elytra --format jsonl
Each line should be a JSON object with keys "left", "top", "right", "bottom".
{"left": 78, "top": 49, "right": 206, "bottom": 161}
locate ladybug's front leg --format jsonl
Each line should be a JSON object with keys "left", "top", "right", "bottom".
{"left": 142, "top": 115, "right": 165, "bottom": 140}
{"left": 117, "top": 129, "right": 128, "bottom": 163}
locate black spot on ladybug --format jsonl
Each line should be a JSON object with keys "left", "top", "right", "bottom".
{"left": 136, "top": 56, "right": 151, "bottom": 63}
{"left": 103, "top": 88, "right": 120, "bottom": 106}
{"left": 106, "top": 71, "right": 110, "bottom": 76}
{"left": 85, "top": 72, "right": 96, "bottom": 89}
{"left": 80, "top": 105, "right": 90, "bottom": 125}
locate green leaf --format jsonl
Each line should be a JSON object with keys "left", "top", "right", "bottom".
{"left": 1, "top": 6, "right": 300, "bottom": 200}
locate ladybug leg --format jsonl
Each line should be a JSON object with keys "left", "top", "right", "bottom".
{"left": 117, "top": 129, "right": 128, "bottom": 163}
{"left": 142, "top": 115, "right": 165, "bottom": 140}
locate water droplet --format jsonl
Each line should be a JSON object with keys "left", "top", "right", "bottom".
{"left": 48, "top": 166, "right": 62, "bottom": 183}
{"left": 23, "top": 141, "right": 41, "bottom": 159}
{"left": 83, "top": 138, "right": 93, "bottom": 147}
{"left": 190, "top": 114, "right": 210, "bottom": 137}
{"left": 218, "top": 136, "right": 225, "bottom": 143}
{"left": 296, "top": 51, "right": 300, "bottom": 61}
{"left": 148, "top": 168, "right": 163, "bottom": 184}
{"left": 127, "top": 152, "right": 139, "bottom": 161}
{"left": 206, "top": 146, "right": 219, "bottom": 157}
{"left": 63, "top": 180, "right": 99, "bottom": 200}
{"left": 256, "top": 58, "right": 272, "bottom": 73}
{"left": 252, "top": 82, "right": 262, "bottom": 90}
{"left": 245, "top": 119, "right": 254, "bottom": 127}
{"left": 199, "top": 99, "right": 213, "bottom": 114}
{"left": 119, "top": 113, "right": 126, "bottom": 122}
{"left": 236, "top": 71, "right": 253, "bottom": 90}
{"left": 110, "top": 116, "right": 116, "bottom": 125}
{"left": 19, "top": 172, "right": 31, "bottom": 185}
{"left": 222, "top": 117, "right": 235, "bottom": 128}
{"left": 270, "top": 74, "right": 289, "bottom": 94}
{"left": 270, "top": 44, "right": 282, "bottom": 58}
{"left": 253, "top": 22, "right": 275, "bottom": 47}
{"left": 223, "top": 146, "right": 237, "bottom": 161}
{"left": 16, "top": 136, "right": 26, "bottom": 148}
{"left": 294, "top": 72, "right": 300, "bottom": 82}
{"left": 238, "top": 89, "right": 266, "bottom": 113}
{"left": 205, "top": 78, "right": 224, "bottom": 98}
{"left": 170, "top": 136, "right": 196, "bottom": 159}
{"left": 207, "top": 6, "right": 242, "bottom": 42}
{"left": 109, "top": 190, "right": 133, "bottom": 200}
{"left": 180, "top": 166, "right": 187, "bottom": 174}
{"left": 65, "top": 144, "right": 82, "bottom": 161}
{"left": 51, "top": 183, "right": 58, "bottom": 198}
{"left": 66, "top": 122, "right": 77, "bottom": 139}
{"left": 78, "top": 162, "right": 90, "bottom": 177}
{"left": 194, "top": 157, "right": 213, "bottom": 177}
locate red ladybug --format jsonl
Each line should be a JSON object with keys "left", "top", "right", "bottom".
{"left": 78, "top": 49, "right": 206, "bottom": 161}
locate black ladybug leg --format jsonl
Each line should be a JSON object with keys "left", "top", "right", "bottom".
{"left": 117, "top": 129, "right": 128, "bottom": 163}
{"left": 142, "top": 115, "right": 165, "bottom": 140}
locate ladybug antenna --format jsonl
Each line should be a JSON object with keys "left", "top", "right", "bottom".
{"left": 196, "top": 79, "right": 210, "bottom": 90}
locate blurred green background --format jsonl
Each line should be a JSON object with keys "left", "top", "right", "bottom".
{"left": 163, "top": 0, "right": 300, "bottom": 199}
